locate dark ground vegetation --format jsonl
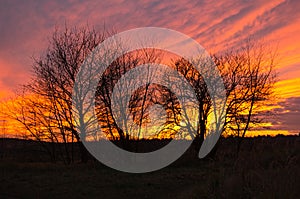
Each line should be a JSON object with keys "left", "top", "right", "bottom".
{"left": 0, "top": 135, "right": 299, "bottom": 199}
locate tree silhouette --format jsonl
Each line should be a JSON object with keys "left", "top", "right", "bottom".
{"left": 5, "top": 24, "right": 277, "bottom": 162}
{"left": 17, "top": 25, "right": 106, "bottom": 163}
{"left": 216, "top": 40, "right": 277, "bottom": 154}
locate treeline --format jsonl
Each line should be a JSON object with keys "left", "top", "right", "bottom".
{"left": 2, "top": 24, "right": 277, "bottom": 164}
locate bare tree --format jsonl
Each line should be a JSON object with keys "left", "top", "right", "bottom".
{"left": 159, "top": 40, "right": 277, "bottom": 157}
{"left": 94, "top": 49, "right": 163, "bottom": 140}
{"left": 4, "top": 91, "right": 61, "bottom": 162}
{"left": 216, "top": 40, "right": 277, "bottom": 154}
{"left": 21, "top": 25, "right": 107, "bottom": 163}
{"left": 6, "top": 23, "right": 277, "bottom": 162}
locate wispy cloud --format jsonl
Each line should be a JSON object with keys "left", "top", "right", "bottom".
{"left": 271, "top": 97, "right": 300, "bottom": 131}
{"left": 0, "top": 0, "right": 299, "bottom": 132}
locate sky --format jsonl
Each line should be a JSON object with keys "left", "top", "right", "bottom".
{"left": 0, "top": 0, "right": 300, "bottom": 135}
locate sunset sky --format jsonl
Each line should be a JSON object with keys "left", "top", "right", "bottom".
{"left": 0, "top": 0, "right": 299, "bottom": 136}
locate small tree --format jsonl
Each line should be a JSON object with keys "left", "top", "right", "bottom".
{"left": 163, "top": 40, "right": 277, "bottom": 156}
{"left": 216, "top": 40, "right": 277, "bottom": 154}
{"left": 16, "top": 25, "right": 106, "bottom": 163}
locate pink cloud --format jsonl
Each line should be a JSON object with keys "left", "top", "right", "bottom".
{"left": 0, "top": 0, "right": 300, "bottom": 134}
{"left": 0, "top": 0, "right": 299, "bottom": 96}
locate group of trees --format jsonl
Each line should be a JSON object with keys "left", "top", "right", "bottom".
{"left": 3, "top": 25, "right": 277, "bottom": 163}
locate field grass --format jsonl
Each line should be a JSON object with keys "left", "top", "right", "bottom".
{"left": 0, "top": 136, "right": 299, "bottom": 199}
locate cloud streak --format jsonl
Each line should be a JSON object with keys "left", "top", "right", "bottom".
{"left": 0, "top": 0, "right": 299, "bottom": 132}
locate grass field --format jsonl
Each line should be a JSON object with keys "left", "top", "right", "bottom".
{"left": 0, "top": 136, "right": 299, "bottom": 199}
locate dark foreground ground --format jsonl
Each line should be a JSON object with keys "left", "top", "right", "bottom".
{"left": 0, "top": 136, "right": 299, "bottom": 199}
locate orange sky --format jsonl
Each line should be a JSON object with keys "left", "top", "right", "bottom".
{"left": 0, "top": 0, "right": 300, "bottom": 136}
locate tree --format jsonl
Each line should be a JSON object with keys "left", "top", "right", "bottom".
{"left": 216, "top": 40, "right": 277, "bottom": 154}
{"left": 22, "top": 25, "right": 107, "bottom": 163}
{"left": 6, "top": 23, "right": 277, "bottom": 162}
{"left": 11, "top": 25, "right": 166, "bottom": 158}
{"left": 161, "top": 40, "right": 277, "bottom": 157}
{"left": 95, "top": 49, "right": 164, "bottom": 141}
